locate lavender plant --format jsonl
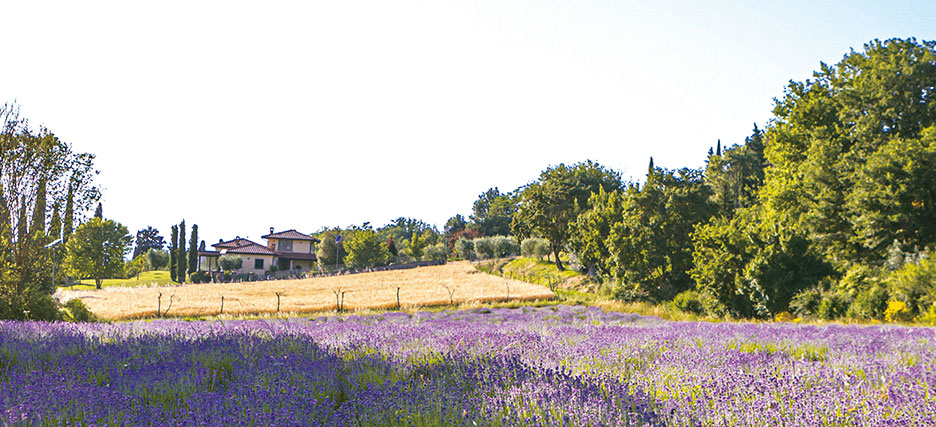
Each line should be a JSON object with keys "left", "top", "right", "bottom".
{"left": 1, "top": 306, "right": 934, "bottom": 426}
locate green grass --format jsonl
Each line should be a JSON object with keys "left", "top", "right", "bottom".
{"left": 475, "top": 257, "right": 588, "bottom": 290}
{"left": 59, "top": 270, "right": 174, "bottom": 291}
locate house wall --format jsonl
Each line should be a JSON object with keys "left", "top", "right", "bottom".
{"left": 269, "top": 239, "right": 315, "bottom": 254}
{"left": 238, "top": 255, "right": 275, "bottom": 275}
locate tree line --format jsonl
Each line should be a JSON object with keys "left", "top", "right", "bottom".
{"left": 450, "top": 38, "right": 936, "bottom": 321}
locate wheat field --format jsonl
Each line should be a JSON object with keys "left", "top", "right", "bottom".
{"left": 55, "top": 261, "right": 555, "bottom": 320}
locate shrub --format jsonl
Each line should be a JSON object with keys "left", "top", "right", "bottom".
{"left": 847, "top": 284, "right": 889, "bottom": 320}
{"left": 521, "top": 238, "right": 550, "bottom": 261}
{"left": 63, "top": 298, "right": 97, "bottom": 323}
{"left": 145, "top": 248, "right": 170, "bottom": 271}
{"left": 473, "top": 237, "right": 495, "bottom": 260}
{"left": 916, "top": 305, "right": 936, "bottom": 326}
{"left": 884, "top": 300, "right": 913, "bottom": 323}
{"left": 672, "top": 290, "right": 704, "bottom": 315}
{"left": 491, "top": 236, "right": 519, "bottom": 258}
{"left": 424, "top": 243, "right": 446, "bottom": 261}
{"left": 885, "top": 255, "right": 936, "bottom": 315}
{"left": 817, "top": 292, "right": 851, "bottom": 320}
{"left": 790, "top": 288, "right": 823, "bottom": 318}
{"left": 218, "top": 255, "right": 243, "bottom": 271}
{"left": 188, "top": 271, "right": 211, "bottom": 284}
{"left": 611, "top": 283, "right": 648, "bottom": 302}
{"left": 455, "top": 238, "right": 475, "bottom": 261}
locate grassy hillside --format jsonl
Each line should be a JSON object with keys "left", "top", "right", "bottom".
{"left": 61, "top": 270, "right": 174, "bottom": 291}
{"left": 475, "top": 257, "right": 593, "bottom": 291}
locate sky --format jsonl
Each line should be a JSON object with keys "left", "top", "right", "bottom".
{"left": 1, "top": 0, "right": 934, "bottom": 247}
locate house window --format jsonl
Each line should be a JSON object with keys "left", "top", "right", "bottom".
{"left": 279, "top": 240, "right": 293, "bottom": 252}
{"left": 255, "top": 259, "right": 264, "bottom": 269}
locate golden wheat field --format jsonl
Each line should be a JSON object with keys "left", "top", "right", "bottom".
{"left": 55, "top": 261, "right": 555, "bottom": 320}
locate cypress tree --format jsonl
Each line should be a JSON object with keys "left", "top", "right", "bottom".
{"left": 188, "top": 224, "right": 198, "bottom": 275}
{"left": 169, "top": 225, "right": 178, "bottom": 282}
{"left": 177, "top": 220, "right": 187, "bottom": 282}
{"left": 94, "top": 202, "right": 103, "bottom": 219}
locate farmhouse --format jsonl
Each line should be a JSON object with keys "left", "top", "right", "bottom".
{"left": 199, "top": 228, "right": 320, "bottom": 275}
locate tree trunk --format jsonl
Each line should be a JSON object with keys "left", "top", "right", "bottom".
{"left": 553, "top": 245, "right": 564, "bottom": 271}
{"left": 95, "top": 278, "right": 102, "bottom": 290}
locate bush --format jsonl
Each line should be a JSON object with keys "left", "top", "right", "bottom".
{"left": 611, "top": 283, "right": 649, "bottom": 302}
{"left": 521, "top": 238, "right": 549, "bottom": 260}
{"left": 491, "top": 236, "right": 519, "bottom": 258}
{"left": 817, "top": 292, "right": 851, "bottom": 320}
{"left": 145, "top": 248, "right": 170, "bottom": 271}
{"left": 884, "top": 300, "right": 913, "bottom": 323}
{"left": 790, "top": 288, "right": 823, "bottom": 318}
{"left": 473, "top": 237, "right": 495, "bottom": 260}
{"left": 847, "top": 284, "right": 889, "bottom": 320}
{"left": 218, "top": 255, "right": 243, "bottom": 271}
{"left": 672, "top": 290, "right": 704, "bottom": 315}
{"left": 63, "top": 298, "right": 97, "bottom": 322}
{"left": 455, "top": 238, "right": 475, "bottom": 261}
{"left": 424, "top": 243, "right": 446, "bottom": 261}
{"left": 885, "top": 254, "right": 936, "bottom": 315}
{"left": 188, "top": 271, "right": 211, "bottom": 284}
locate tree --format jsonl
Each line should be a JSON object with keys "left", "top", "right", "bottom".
{"left": 512, "top": 161, "right": 622, "bottom": 271}
{"left": 145, "top": 248, "right": 169, "bottom": 270}
{"left": 445, "top": 214, "right": 467, "bottom": 234}
{"left": 316, "top": 228, "right": 348, "bottom": 268}
{"left": 218, "top": 255, "right": 243, "bottom": 271}
{"left": 704, "top": 125, "right": 766, "bottom": 216}
{"left": 471, "top": 188, "right": 517, "bottom": 237}
{"left": 570, "top": 167, "right": 716, "bottom": 300}
{"left": 345, "top": 227, "right": 389, "bottom": 269}
{"left": 169, "top": 225, "right": 178, "bottom": 282}
{"left": 64, "top": 218, "right": 131, "bottom": 289}
{"left": 691, "top": 208, "right": 833, "bottom": 318}
{"left": 177, "top": 220, "right": 187, "bottom": 282}
{"left": 455, "top": 238, "right": 475, "bottom": 260}
{"left": 406, "top": 229, "right": 431, "bottom": 260}
{"left": 132, "top": 226, "right": 166, "bottom": 259}
{"left": 93, "top": 202, "right": 102, "bottom": 219}
{"left": 0, "top": 102, "right": 99, "bottom": 320}
{"left": 125, "top": 255, "right": 145, "bottom": 279}
{"left": 762, "top": 38, "right": 936, "bottom": 267}
{"left": 188, "top": 224, "right": 198, "bottom": 275}
{"left": 386, "top": 236, "right": 398, "bottom": 260}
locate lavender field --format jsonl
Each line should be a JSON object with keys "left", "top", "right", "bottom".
{"left": 1, "top": 306, "right": 935, "bottom": 426}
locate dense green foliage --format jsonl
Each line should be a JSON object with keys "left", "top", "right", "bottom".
{"left": 344, "top": 227, "right": 389, "bottom": 269}
{"left": 64, "top": 218, "right": 132, "bottom": 290}
{"left": 471, "top": 188, "right": 516, "bottom": 237}
{"left": 512, "top": 161, "right": 622, "bottom": 271}
{"left": 0, "top": 102, "right": 98, "bottom": 319}
{"left": 218, "top": 255, "right": 243, "bottom": 271}
{"left": 145, "top": 248, "right": 169, "bottom": 271}
{"left": 132, "top": 226, "right": 165, "bottom": 259}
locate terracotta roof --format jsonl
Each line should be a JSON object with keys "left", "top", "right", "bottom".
{"left": 213, "top": 237, "right": 255, "bottom": 249}
{"left": 214, "top": 238, "right": 276, "bottom": 255}
{"left": 262, "top": 229, "right": 321, "bottom": 242}
{"left": 276, "top": 251, "right": 318, "bottom": 261}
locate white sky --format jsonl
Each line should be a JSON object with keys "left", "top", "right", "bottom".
{"left": 2, "top": 0, "right": 934, "bottom": 246}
